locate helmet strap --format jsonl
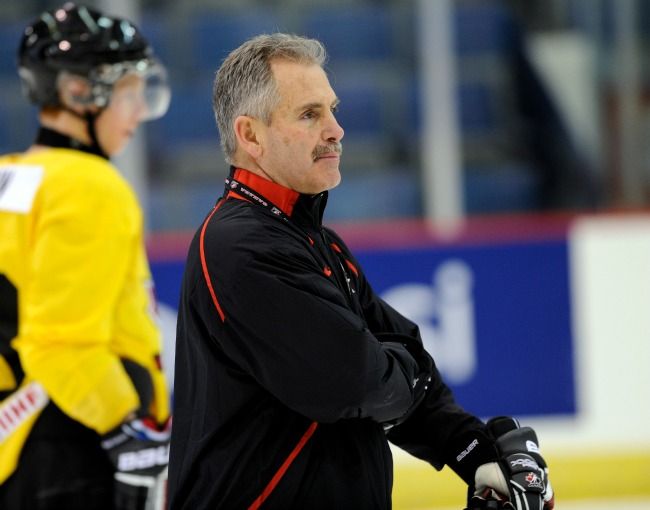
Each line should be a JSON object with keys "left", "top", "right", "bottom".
{"left": 84, "top": 110, "right": 109, "bottom": 159}
{"left": 54, "top": 104, "right": 109, "bottom": 159}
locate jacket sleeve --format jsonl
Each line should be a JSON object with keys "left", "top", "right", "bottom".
{"left": 192, "top": 222, "right": 423, "bottom": 425}
{"left": 14, "top": 165, "right": 150, "bottom": 434}
{"left": 331, "top": 232, "right": 491, "bottom": 474}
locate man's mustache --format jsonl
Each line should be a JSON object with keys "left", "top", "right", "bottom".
{"left": 312, "top": 142, "right": 343, "bottom": 160}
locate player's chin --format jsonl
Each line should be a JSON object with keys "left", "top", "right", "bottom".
{"left": 106, "top": 135, "right": 133, "bottom": 157}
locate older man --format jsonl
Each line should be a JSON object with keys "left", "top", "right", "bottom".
{"left": 168, "top": 33, "right": 553, "bottom": 510}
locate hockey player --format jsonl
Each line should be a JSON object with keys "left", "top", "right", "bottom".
{"left": 0, "top": 3, "right": 171, "bottom": 509}
{"left": 168, "top": 33, "right": 554, "bottom": 510}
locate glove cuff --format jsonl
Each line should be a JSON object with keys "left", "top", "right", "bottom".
{"left": 445, "top": 427, "right": 499, "bottom": 485}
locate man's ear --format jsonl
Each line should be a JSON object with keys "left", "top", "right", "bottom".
{"left": 233, "top": 115, "right": 263, "bottom": 159}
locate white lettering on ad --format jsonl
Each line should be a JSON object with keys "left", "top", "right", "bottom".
{"left": 381, "top": 259, "right": 477, "bottom": 384}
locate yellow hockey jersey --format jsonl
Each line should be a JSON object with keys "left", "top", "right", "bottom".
{"left": 0, "top": 147, "right": 169, "bottom": 483}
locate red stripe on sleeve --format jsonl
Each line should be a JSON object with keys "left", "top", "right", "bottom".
{"left": 248, "top": 421, "right": 318, "bottom": 509}
{"left": 199, "top": 200, "right": 226, "bottom": 322}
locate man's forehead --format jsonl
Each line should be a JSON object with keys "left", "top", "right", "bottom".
{"left": 271, "top": 59, "right": 335, "bottom": 101}
{"left": 270, "top": 57, "right": 321, "bottom": 74}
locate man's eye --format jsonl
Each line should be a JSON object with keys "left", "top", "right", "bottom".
{"left": 331, "top": 105, "right": 339, "bottom": 114}
{"left": 302, "top": 110, "right": 316, "bottom": 119}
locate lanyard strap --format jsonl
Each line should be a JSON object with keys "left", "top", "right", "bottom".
{"left": 224, "top": 177, "right": 290, "bottom": 223}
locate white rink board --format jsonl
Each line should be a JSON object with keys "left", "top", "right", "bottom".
{"left": 525, "top": 214, "right": 650, "bottom": 452}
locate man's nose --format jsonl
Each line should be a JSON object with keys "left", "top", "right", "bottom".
{"left": 324, "top": 112, "right": 344, "bottom": 142}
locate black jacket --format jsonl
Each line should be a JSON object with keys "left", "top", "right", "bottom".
{"left": 168, "top": 168, "right": 493, "bottom": 509}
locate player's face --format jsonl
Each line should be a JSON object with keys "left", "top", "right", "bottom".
{"left": 256, "top": 60, "right": 344, "bottom": 195}
{"left": 95, "top": 74, "right": 148, "bottom": 156}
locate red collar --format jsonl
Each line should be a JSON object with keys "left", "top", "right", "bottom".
{"left": 232, "top": 168, "right": 300, "bottom": 217}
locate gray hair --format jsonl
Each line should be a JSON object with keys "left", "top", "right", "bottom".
{"left": 213, "top": 33, "right": 327, "bottom": 164}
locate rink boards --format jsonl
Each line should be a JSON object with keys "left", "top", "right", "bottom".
{"left": 148, "top": 212, "right": 650, "bottom": 507}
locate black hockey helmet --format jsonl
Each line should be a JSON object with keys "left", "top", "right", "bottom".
{"left": 18, "top": 2, "right": 169, "bottom": 120}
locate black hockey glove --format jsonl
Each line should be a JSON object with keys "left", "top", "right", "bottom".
{"left": 467, "top": 417, "right": 555, "bottom": 510}
{"left": 101, "top": 416, "right": 171, "bottom": 476}
{"left": 101, "top": 416, "right": 171, "bottom": 510}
